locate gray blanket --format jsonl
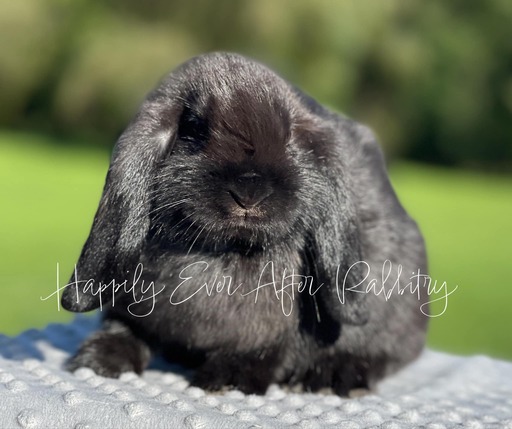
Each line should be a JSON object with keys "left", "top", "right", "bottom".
{"left": 1, "top": 316, "right": 511, "bottom": 428}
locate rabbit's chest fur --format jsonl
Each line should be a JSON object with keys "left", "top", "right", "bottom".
{"left": 109, "top": 247, "right": 304, "bottom": 352}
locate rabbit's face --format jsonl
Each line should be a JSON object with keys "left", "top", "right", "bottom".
{"left": 150, "top": 86, "right": 311, "bottom": 250}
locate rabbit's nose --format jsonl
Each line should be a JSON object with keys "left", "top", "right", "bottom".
{"left": 229, "top": 173, "right": 272, "bottom": 209}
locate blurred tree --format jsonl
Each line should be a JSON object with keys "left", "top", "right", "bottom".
{"left": 0, "top": 0, "right": 510, "bottom": 168}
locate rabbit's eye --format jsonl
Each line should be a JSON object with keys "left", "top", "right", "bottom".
{"left": 178, "top": 106, "right": 209, "bottom": 144}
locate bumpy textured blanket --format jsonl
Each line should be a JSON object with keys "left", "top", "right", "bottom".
{"left": 0, "top": 316, "right": 511, "bottom": 429}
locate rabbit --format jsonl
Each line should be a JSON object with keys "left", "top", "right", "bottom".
{"left": 61, "top": 52, "right": 429, "bottom": 395}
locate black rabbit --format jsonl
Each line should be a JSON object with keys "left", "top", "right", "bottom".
{"left": 61, "top": 52, "right": 429, "bottom": 395}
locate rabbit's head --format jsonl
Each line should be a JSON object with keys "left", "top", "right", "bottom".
{"left": 62, "top": 53, "right": 369, "bottom": 326}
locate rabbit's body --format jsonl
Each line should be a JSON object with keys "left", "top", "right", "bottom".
{"left": 62, "top": 53, "right": 428, "bottom": 395}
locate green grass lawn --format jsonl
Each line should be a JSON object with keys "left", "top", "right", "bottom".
{"left": 391, "top": 163, "right": 512, "bottom": 360}
{"left": 1, "top": 131, "right": 511, "bottom": 360}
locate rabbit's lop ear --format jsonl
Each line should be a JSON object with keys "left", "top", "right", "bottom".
{"left": 303, "top": 124, "right": 370, "bottom": 330}
{"left": 307, "top": 197, "right": 369, "bottom": 329}
{"left": 61, "top": 96, "right": 181, "bottom": 312}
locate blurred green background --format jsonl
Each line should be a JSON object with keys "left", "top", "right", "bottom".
{"left": 1, "top": 1, "right": 511, "bottom": 360}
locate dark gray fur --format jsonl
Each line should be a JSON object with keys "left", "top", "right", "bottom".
{"left": 61, "top": 53, "right": 428, "bottom": 395}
